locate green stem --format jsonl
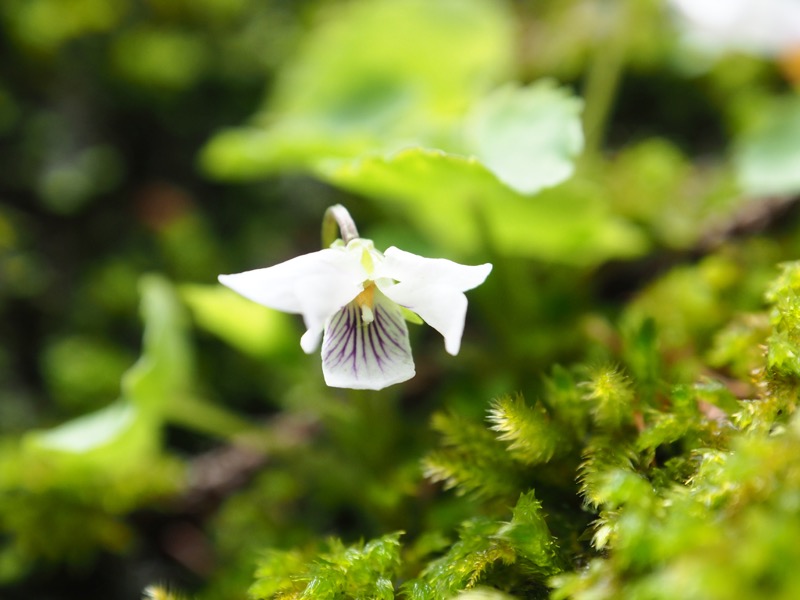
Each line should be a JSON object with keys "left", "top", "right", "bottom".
{"left": 470, "top": 199, "right": 529, "bottom": 387}
{"left": 581, "top": 1, "right": 630, "bottom": 160}
{"left": 167, "top": 394, "right": 261, "bottom": 441}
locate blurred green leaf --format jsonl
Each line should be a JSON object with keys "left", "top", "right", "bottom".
{"left": 199, "top": 0, "right": 595, "bottom": 263}
{"left": 200, "top": 0, "right": 513, "bottom": 178}
{"left": 23, "top": 276, "right": 192, "bottom": 465}
{"left": 146, "top": 0, "right": 248, "bottom": 23}
{"left": 200, "top": 124, "right": 373, "bottom": 180}
{"left": 266, "top": 0, "right": 512, "bottom": 141}
{"left": 111, "top": 27, "right": 208, "bottom": 90}
{"left": 465, "top": 81, "right": 584, "bottom": 194}
{"left": 1, "top": 428, "right": 182, "bottom": 576}
{"left": 20, "top": 273, "right": 262, "bottom": 472}
{"left": 26, "top": 401, "right": 159, "bottom": 469}
{"left": 1, "top": 0, "right": 127, "bottom": 53}
{"left": 320, "top": 148, "right": 647, "bottom": 264}
{"left": 121, "top": 275, "right": 253, "bottom": 439}
{"left": 37, "top": 145, "right": 124, "bottom": 215}
{"left": 30, "top": 401, "right": 135, "bottom": 453}
{"left": 181, "top": 283, "right": 294, "bottom": 357}
{"left": 41, "top": 335, "right": 133, "bottom": 413}
{"left": 734, "top": 96, "right": 800, "bottom": 197}
{"left": 121, "top": 275, "right": 193, "bottom": 416}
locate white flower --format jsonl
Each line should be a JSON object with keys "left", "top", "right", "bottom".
{"left": 218, "top": 237, "right": 492, "bottom": 390}
{"left": 668, "top": 0, "right": 800, "bottom": 57}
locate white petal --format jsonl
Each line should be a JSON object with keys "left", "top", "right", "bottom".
{"left": 378, "top": 280, "right": 468, "bottom": 356}
{"left": 300, "top": 328, "right": 323, "bottom": 354}
{"left": 374, "top": 248, "right": 491, "bottom": 355}
{"left": 218, "top": 248, "right": 366, "bottom": 353}
{"left": 377, "top": 247, "right": 492, "bottom": 292}
{"left": 321, "top": 290, "right": 415, "bottom": 390}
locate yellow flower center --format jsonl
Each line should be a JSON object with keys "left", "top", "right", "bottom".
{"left": 355, "top": 283, "right": 375, "bottom": 324}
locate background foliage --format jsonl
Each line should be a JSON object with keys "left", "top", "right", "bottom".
{"left": 3, "top": 0, "right": 800, "bottom": 598}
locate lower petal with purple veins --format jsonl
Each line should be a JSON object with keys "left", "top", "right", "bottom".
{"left": 321, "top": 289, "right": 415, "bottom": 390}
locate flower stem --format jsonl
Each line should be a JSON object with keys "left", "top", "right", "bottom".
{"left": 581, "top": 0, "right": 630, "bottom": 161}
{"left": 322, "top": 204, "right": 360, "bottom": 248}
{"left": 166, "top": 394, "right": 261, "bottom": 441}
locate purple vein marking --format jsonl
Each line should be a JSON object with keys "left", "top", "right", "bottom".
{"left": 323, "top": 306, "right": 350, "bottom": 358}
{"left": 367, "top": 314, "right": 386, "bottom": 371}
{"left": 374, "top": 305, "right": 407, "bottom": 353}
{"left": 324, "top": 304, "right": 356, "bottom": 368}
{"left": 323, "top": 296, "right": 412, "bottom": 383}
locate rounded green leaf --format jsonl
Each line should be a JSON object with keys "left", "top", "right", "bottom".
{"left": 465, "top": 81, "right": 584, "bottom": 194}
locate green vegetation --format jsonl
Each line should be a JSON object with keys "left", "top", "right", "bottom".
{"left": 3, "top": 0, "right": 800, "bottom": 598}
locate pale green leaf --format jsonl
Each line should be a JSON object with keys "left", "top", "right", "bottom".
{"left": 319, "top": 148, "right": 647, "bottom": 265}
{"left": 200, "top": 0, "right": 513, "bottom": 179}
{"left": 20, "top": 276, "right": 201, "bottom": 467}
{"left": 24, "top": 400, "right": 160, "bottom": 468}
{"left": 121, "top": 275, "right": 193, "bottom": 415}
{"left": 30, "top": 401, "right": 137, "bottom": 454}
{"left": 465, "top": 81, "right": 584, "bottom": 194}
{"left": 199, "top": 123, "right": 374, "bottom": 180}
{"left": 180, "top": 283, "right": 294, "bottom": 357}
{"left": 268, "top": 0, "right": 512, "bottom": 136}
{"left": 121, "top": 276, "right": 255, "bottom": 439}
